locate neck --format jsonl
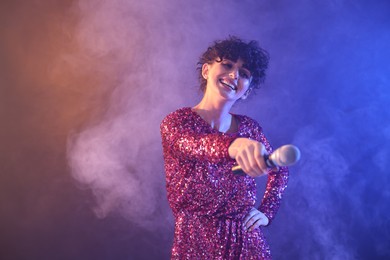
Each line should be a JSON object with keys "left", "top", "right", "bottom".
{"left": 193, "top": 95, "right": 235, "bottom": 132}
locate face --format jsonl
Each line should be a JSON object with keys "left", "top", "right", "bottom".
{"left": 202, "top": 58, "right": 252, "bottom": 101}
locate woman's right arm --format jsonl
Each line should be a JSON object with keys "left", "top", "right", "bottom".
{"left": 228, "top": 137, "right": 269, "bottom": 177}
{"left": 160, "top": 111, "right": 239, "bottom": 215}
{"left": 160, "top": 112, "right": 235, "bottom": 164}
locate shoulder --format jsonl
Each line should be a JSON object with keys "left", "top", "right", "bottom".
{"left": 167, "top": 107, "right": 192, "bottom": 118}
{"left": 231, "top": 113, "right": 264, "bottom": 142}
{"left": 235, "top": 114, "right": 275, "bottom": 151}
{"left": 235, "top": 114, "right": 263, "bottom": 132}
{"left": 160, "top": 107, "right": 194, "bottom": 130}
{"left": 161, "top": 107, "right": 192, "bottom": 123}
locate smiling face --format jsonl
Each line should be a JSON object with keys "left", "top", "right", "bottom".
{"left": 202, "top": 58, "right": 252, "bottom": 101}
{"left": 197, "top": 37, "right": 269, "bottom": 94}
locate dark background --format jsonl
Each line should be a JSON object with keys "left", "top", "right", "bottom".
{"left": 1, "top": 0, "right": 389, "bottom": 259}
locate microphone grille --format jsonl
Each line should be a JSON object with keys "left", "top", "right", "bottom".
{"left": 271, "top": 144, "right": 301, "bottom": 166}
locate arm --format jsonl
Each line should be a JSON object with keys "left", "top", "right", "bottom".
{"left": 257, "top": 131, "right": 289, "bottom": 225}
{"left": 230, "top": 123, "right": 289, "bottom": 228}
{"left": 160, "top": 110, "right": 238, "bottom": 215}
{"left": 228, "top": 137, "right": 269, "bottom": 177}
{"left": 160, "top": 111, "right": 235, "bottom": 164}
{"left": 227, "top": 116, "right": 289, "bottom": 228}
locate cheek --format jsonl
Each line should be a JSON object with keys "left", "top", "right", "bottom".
{"left": 239, "top": 80, "right": 251, "bottom": 92}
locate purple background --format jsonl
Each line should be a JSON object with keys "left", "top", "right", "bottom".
{"left": 1, "top": 0, "right": 389, "bottom": 259}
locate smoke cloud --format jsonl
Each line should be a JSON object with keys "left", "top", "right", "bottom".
{"left": 2, "top": 0, "right": 389, "bottom": 259}
{"left": 66, "top": 0, "right": 390, "bottom": 258}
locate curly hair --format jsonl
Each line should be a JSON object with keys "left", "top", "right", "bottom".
{"left": 197, "top": 36, "right": 270, "bottom": 93}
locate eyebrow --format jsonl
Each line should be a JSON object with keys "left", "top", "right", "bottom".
{"left": 222, "top": 58, "right": 252, "bottom": 74}
{"left": 241, "top": 66, "right": 251, "bottom": 74}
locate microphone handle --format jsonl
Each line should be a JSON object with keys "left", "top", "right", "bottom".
{"left": 264, "top": 154, "right": 277, "bottom": 168}
{"left": 231, "top": 154, "right": 276, "bottom": 175}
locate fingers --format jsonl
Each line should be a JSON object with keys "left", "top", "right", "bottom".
{"left": 253, "top": 143, "right": 268, "bottom": 174}
{"left": 235, "top": 142, "right": 268, "bottom": 177}
{"left": 243, "top": 208, "right": 269, "bottom": 232}
{"left": 242, "top": 208, "right": 259, "bottom": 228}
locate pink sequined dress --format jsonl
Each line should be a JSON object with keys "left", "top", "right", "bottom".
{"left": 160, "top": 107, "right": 289, "bottom": 259}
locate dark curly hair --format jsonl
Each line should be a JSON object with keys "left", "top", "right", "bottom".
{"left": 197, "top": 36, "right": 270, "bottom": 93}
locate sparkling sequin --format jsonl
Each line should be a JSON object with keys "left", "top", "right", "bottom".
{"left": 160, "top": 107, "right": 289, "bottom": 259}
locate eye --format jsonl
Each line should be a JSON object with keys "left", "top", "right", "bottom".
{"left": 222, "top": 62, "right": 233, "bottom": 69}
{"left": 239, "top": 70, "right": 251, "bottom": 79}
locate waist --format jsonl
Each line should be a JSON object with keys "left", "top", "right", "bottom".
{"left": 175, "top": 208, "right": 250, "bottom": 221}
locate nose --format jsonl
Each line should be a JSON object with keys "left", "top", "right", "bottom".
{"left": 229, "top": 68, "right": 239, "bottom": 79}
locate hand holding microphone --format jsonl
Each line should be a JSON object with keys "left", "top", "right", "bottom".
{"left": 228, "top": 138, "right": 301, "bottom": 177}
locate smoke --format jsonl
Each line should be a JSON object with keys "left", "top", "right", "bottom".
{"left": 61, "top": 0, "right": 390, "bottom": 258}
{"left": 67, "top": 110, "right": 164, "bottom": 226}
{"left": 290, "top": 125, "right": 355, "bottom": 259}
{"left": 2, "top": 0, "right": 389, "bottom": 259}
{"left": 63, "top": 0, "right": 274, "bottom": 230}
{"left": 64, "top": 0, "right": 174, "bottom": 230}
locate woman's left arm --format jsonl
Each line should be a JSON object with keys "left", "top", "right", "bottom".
{"left": 255, "top": 128, "right": 289, "bottom": 225}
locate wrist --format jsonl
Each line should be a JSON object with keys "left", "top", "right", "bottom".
{"left": 228, "top": 138, "right": 245, "bottom": 158}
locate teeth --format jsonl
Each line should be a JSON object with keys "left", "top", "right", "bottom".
{"left": 220, "top": 79, "right": 236, "bottom": 90}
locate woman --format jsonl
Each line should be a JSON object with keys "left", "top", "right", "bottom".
{"left": 160, "top": 36, "right": 289, "bottom": 259}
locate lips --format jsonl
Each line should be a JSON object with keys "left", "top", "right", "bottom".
{"left": 219, "top": 79, "right": 237, "bottom": 91}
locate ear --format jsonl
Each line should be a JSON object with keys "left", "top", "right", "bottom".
{"left": 201, "top": 63, "right": 209, "bottom": 80}
{"left": 241, "top": 88, "right": 252, "bottom": 100}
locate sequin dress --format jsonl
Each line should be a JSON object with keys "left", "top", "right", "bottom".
{"left": 160, "top": 107, "right": 289, "bottom": 259}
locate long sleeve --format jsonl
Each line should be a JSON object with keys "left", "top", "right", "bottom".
{"left": 160, "top": 110, "right": 235, "bottom": 164}
{"left": 256, "top": 131, "right": 289, "bottom": 225}
{"left": 161, "top": 108, "right": 287, "bottom": 259}
{"left": 160, "top": 108, "right": 250, "bottom": 217}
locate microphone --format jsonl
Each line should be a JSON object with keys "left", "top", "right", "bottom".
{"left": 232, "top": 144, "right": 301, "bottom": 174}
